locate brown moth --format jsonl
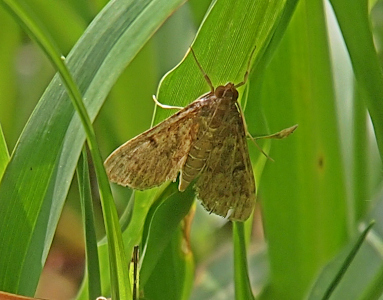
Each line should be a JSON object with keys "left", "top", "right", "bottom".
{"left": 105, "top": 48, "right": 276, "bottom": 221}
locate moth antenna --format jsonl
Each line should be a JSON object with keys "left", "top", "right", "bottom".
{"left": 152, "top": 95, "right": 183, "bottom": 110}
{"left": 235, "top": 46, "right": 257, "bottom": 88}
{"left": 247, "top": 132, "right": 274, "bottom": 162}
{"left": 190, "top": 47, "right": 215, "bottom": 93}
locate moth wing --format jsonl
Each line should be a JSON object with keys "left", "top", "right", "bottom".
{"left": 195, "top": 106, "right": 256, "bottom": 221}
{"left": 104, "top": 101, "right": 205, "bottom": 190}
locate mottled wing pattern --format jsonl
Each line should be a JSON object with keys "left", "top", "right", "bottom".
{"left": 104, "top": 98, "right": 212, "bottom": 190}
{"left": 195, "top": 103, "right": 256, "bottom": 221}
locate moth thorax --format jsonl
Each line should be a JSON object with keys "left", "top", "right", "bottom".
{"left": 215, "top": 83, "right": 239, "bottom": 101}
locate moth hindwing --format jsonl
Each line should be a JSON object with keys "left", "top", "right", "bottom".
{"left": 104, "top": 48, "right": 256, "bottom": 221}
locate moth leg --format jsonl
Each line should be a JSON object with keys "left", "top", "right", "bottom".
{"left": 247, "top": 124, "right": 298, "bottom": 161}
{"left": 235, "top": 101, "right": 274, "bottom": 161}
{"left": 152, "top": 95, "right": 183, "bottom": 110}
{"left": 254, "top": 124, "right": 298, "bottom": 140}
{"left": 246, "top": 132, "right": 274, "bottom": 162}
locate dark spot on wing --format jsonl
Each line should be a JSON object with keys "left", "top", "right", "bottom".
{"left": 232, "top": 165, "right": 245, "bottom": 174}
{"left": 148, "top": 136, "right": 158, "bottom": 147}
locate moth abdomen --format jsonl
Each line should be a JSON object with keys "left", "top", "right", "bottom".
{"left": 179, "top": 132, "right": 213, "bottom": 191}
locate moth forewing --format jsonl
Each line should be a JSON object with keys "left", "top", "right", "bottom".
{"left": 104, "top": 100, "right": 202, "bottom": 189}
{"left": 192, "top": 84, "right": 256, "bottom": 221}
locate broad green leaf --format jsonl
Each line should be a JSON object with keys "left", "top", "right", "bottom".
{"left": 143, "top": 228, "right": 195, "bottom": 300}
{"left": 149, "top": 1, "right": 290, "bottom": 298}
{"left": 154, "top": 0, "right": 288, "bottom": 123}
{"left": 140, "top": 185, "right": 195, "bottom": 300}
{"left": 150, "top": 1, "right": 289, "bottom": 298}
{"left": 0, "top": 0, "right": 186, "bottom": 296}
{"left": 258, "top": 0, "right": 348, "bottom": 298}
{"left": 330, "top": 0, "right": 383, "bottom": 159}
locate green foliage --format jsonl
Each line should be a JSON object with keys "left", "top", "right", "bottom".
{"left": 0, "top": 124, "right": 9, "bottom": 179}
{"left": 0, "top": 0, "right": 382, "bottom": 299}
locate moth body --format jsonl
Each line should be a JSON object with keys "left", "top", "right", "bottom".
{"left": 179, "top": 83, "right": 239, "bottom": 191}
{"left": 104, "top": 81, "right": 256, "bottom": 221}
{"left": 104, "top": 46, "right": 262, "bottom": 221}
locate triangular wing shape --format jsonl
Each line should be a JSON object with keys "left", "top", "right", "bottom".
{"left": 194, "top": 103, "right": 256, "bottom": 221}
{"left": 104, "top": 100, "right": 209, "bottom": 190}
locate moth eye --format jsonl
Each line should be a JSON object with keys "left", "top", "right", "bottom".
{"left": 233, "top": 88, "right": 239, "bottom": 99}
{"left": 215, "top": 86, "right": 225, "bottom": 97}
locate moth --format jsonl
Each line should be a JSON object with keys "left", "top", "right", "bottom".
{"left": 104, "top": 48, "right": 295, "bottom": 221}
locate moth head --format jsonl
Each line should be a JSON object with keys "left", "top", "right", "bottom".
{"left": 215, "top": 83, "right": 239, "bottom": 100}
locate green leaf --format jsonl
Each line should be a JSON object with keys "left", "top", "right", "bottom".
{"left": 26, "top": 0, "right": 86, "bottom": 53}
{"left": 329, "top": 0, "right": 383, "bottom": 159}
{"left": 154, "top": 0, "right": 289, "bottom": 123}
{"left": 147, "top": 1, "right": 290, "bottom": 298}
{"left": 141, "top": 185, "right": 195, "bottom": 300}
{"left": 306, "top": 221, "right": 375, "bottom": 300}
{"left": 358, "top": 264, "right": 383, "bottom": 300}
{"left": 233, "top": 222, "right": 255, "bottom": 300}
{"left": 1, "top": 0, "right": 132, "bottom": 297}
{"left": 304, "top": 190, "right": 383, "bottom": 300}
{"left": 190, "top": 240, "right": 270, "bottom": 299}
{"left": 140, "top": 184, "right": 195, "bottom": 288}
{"left": 0, "top": 124, "right": 9, "bottom": 180}
{"left": 148, "top": 1, "right": 290, "bottom": 298}
{"left": 77, "top": 149, "right": 101, "bottom": 300}
{"left": 0, "top": 0, "right": 186, "bottom": 296}
{"left": 0, "top": 7, "right": 20, "bottom": 149}
{"left": 258, "top": 0, "right": 349, "bottom": 298}
{"left": 143, "top": 231, "right": 194, "bottom": 300}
